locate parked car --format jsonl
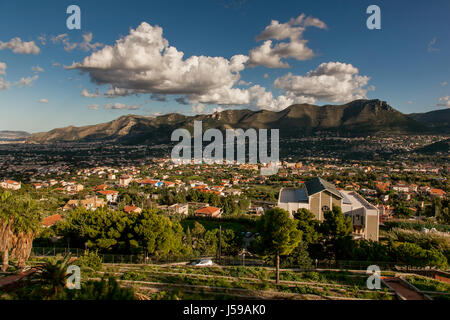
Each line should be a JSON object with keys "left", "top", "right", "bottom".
{"left": 188, "top": 258, "right": 213, "bottom": 266}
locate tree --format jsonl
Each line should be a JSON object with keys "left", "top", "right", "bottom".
{"left": 0, "top": 192, "right": 42, "bottom": 271}
{"left": 293, "top": 209, "right": 321, "bottom": 244}
{"left": 256, "top": 208, "right": 302, "bottom": 284}
{"left": 33, "top": 254, "right": 74, "bottom": 297}
{"left": 320, "top": 206, "right": 353, "bottom": 260}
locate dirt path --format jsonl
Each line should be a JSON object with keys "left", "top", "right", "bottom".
{"left": 0, "top": 269, "right": 36, "bottom": 288}
{"left": 383, "top": 277, "right": 424, "bottom": 300}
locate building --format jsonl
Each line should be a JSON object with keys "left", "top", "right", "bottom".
{"left": 119, "top": 175, "right": 133, "bottom": 187}
{"left": 97, "top": 190, "right": 119, "bottom": 203}
{"left": 278, "top": 177, "right": 379, "bottom": 241}
{"left": 63, "top": 196, "right": 106, "bottom": 211}
{"left": 195, "top": 206, "right": 221, "bottom": 218}
{"left": 0, "top": 180, "right": 21, "bottom": 190}
{"left": 42, "top": 214, "right": 63, "bottom": 228}
{"left": 124, "top": 205, "right": 142, "bottom": 214}
{"left": 169, "top": 203, "right": 189, "bottom": 215}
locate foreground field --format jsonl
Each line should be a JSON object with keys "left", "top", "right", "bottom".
{"left": 90, "top": 264, "right": 395, "bottom": 300}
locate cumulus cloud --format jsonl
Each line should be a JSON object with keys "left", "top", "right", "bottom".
{"left": 0, "top": 37, "right": 40, "bottom": 54}
{"left": 37, "top": 34, "right": 46, "bottom": 46}
{"left": 15, "top": 75, "right": 39, "bottom": 88}
{"left": 65, "top": 22, "right": 369, "bottom": 112}
{"left": 437, "top": 96, "right": 450, "bottom": 107}
{"left": 39, "top": 99, "right": 49, "bottom": 103}
{"left": 78, "top": 33, "right": 103, "bottom": 51}
{"left": 81, "top": 88, "right": 101, "bottom": 98}
{"left": 274, "top": 62, "right": 371, "bottom": 104}
{"left": 88, "top": 104, "right": 99, "bottom": 110}
{"left": 51, "top": 33, "right": 102, "bottom": 52}
{"left": 67, "top": 23, "right": 248, "bottom": 98}
{"left": 0, "top": 62, "right": 6, "bottom": 75}
{"left": 0, "top": 77, "right": 10, "bottom": 90}
{"left": 31, "top": 66, "right": 45, "bottom": 73}
{"left": 441, "top": 81, "right": 448, "bottom": 87}
{"left": 247, "top": 14, "right": 327, "bottom": 68}
{"left": 104, "top": 102, "right": 140, "bottom": 110}
{"left": 51, "top": 34, "right": 77, "bottom": 51}
{"left": 0, "top": 63, "right": 9, "bottom": 90}
{"left": 65, "top": 22, "right": 297, "bottom": 111}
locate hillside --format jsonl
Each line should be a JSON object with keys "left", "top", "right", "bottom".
{"left": 0, "top": 130, "right": 31, "bottom": 141}
{"left": 26, "top": 99, "right": 430, "bottom": 144}
{"left": 408, "top": 108, "right": 450, "bottom": 133}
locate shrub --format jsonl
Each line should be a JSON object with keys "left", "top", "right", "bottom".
{"left": 74, "top": 250, "right": 103, "bottom": 272}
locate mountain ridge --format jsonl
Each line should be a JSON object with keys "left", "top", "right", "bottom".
{"left": 25, "top": 99, "right": 447, "bottom": 144}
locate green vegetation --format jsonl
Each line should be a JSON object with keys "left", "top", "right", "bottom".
{"left": 255, "top": 207, "right": 302, "bottom": 284}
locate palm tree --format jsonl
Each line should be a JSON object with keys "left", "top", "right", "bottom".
{"left": 33, "top": 254, "right": 74, "bottom": 297}
{"left": 0, "top": 192, "right": 42, "bottom": 271}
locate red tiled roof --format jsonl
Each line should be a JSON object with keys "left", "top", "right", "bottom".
{"left": 124, "top": 205, "right": 140, "bottom": 213}
{"left": 195, "top": 206, "right": 220, "bottom": 215}
{"left": 98, "top": 190, "right": 118, "bottom": 195}
{"left": 42, "top": 214, "right": 63, "bottom": 227}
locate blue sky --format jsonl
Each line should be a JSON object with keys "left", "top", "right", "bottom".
{"left": 0, "top": 0, "right": 449, "bottom": 133}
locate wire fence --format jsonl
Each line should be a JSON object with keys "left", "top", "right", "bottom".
{"left": 29, "top": 247, "right": 434, "bottom": 271}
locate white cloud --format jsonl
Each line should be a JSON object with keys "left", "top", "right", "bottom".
{"left": 274, "top": 62, "right": 371, "bottom": 104}
{"left": 65, "top": 22, "right": 370, "bottom": 113}
{"left": 104, "top": 102, "right": 140, "bottom": 110}
{"left": 81, "top": 88, "right": 100, "bottom": 98}
{"left": 437, "top": 96, "right": 450, "bottom": 107}
{"left": 0, "top": 62, "right": 6, "bottom": 75}
{"left": 37, "top": 34, "right": 46, "bottom": 46}
{"left": 51, "top": 33, "right": 102, "bottom": 52}
{"left": 0, "top": 37, "right": 40, "bottom": 54}
{"left": 0, "top": 77, "right": 10, "bottom": 90}
{"left": 88, "top": 104, "right": 99, "bottom": 110}
{"left": 51, "top": 34, "right": 77, "bottom": 51}
{"left": 31, "top": 66, "right": 45, "bottom": 73}
{"left": 15, "top": 75, "right": 39, "bottom": 88}
{"left": 247, "top": 14, "right": 327, "bottom": 68}
{"left": 39, "top": 98, "right": 49, "bottom": 103}
{"left": 264, "top": 73, "right": 269, "bottom": 79}
{"left": 0, "top": 62, "right": 9, "bottom": 90}
{"left": 52, "top": 62, "right": 61, "bottom": 67}
{"left": 78, "top": 32, "right": 103, "bottom": 51}
{"left": 238, "top": 80, "right": 252, "bottom": 86}
{"left": 67, "top": 23, "right": 248, "bottom": 99}
{"left": 441, "top": 81, "right": 448, "bottom": 87}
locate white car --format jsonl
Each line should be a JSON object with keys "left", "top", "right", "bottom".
{"left": 189, "top": 259, "right": 213, "bottom": 266}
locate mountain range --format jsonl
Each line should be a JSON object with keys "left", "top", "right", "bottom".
{"left": 25, "top": 99, "right": 449, "bottom": 145}
{"left": 0, "top": 130, "right": 31, "bottom": 141}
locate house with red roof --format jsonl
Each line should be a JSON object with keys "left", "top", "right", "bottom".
{"left": 42, "top": 214, "right": 63, "bottom": 228}
{"left": 195, "top": 206, "right": 221, "bottom": 218}
{"left": 98, "top": 190, "right": 119, "bottom": 203}
{"left": 0, "top": 180, "right": 21, "bottom": 190}
{"left": 124, "top": 205, "right": 142, "bottom": 214}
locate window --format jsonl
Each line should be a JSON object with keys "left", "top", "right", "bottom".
{"left": 322, "top": 205, "right": 329, "bottom": 212}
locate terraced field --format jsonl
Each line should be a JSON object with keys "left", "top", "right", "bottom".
{"left": 86, "top": 264, "right": 395, "bottom": 300}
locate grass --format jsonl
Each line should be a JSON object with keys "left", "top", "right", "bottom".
{"left": 100, "top": 264, "right": 395, "bottom": 300}
{"left": 405, "top": 275, "right": 450, "bottom": 293}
